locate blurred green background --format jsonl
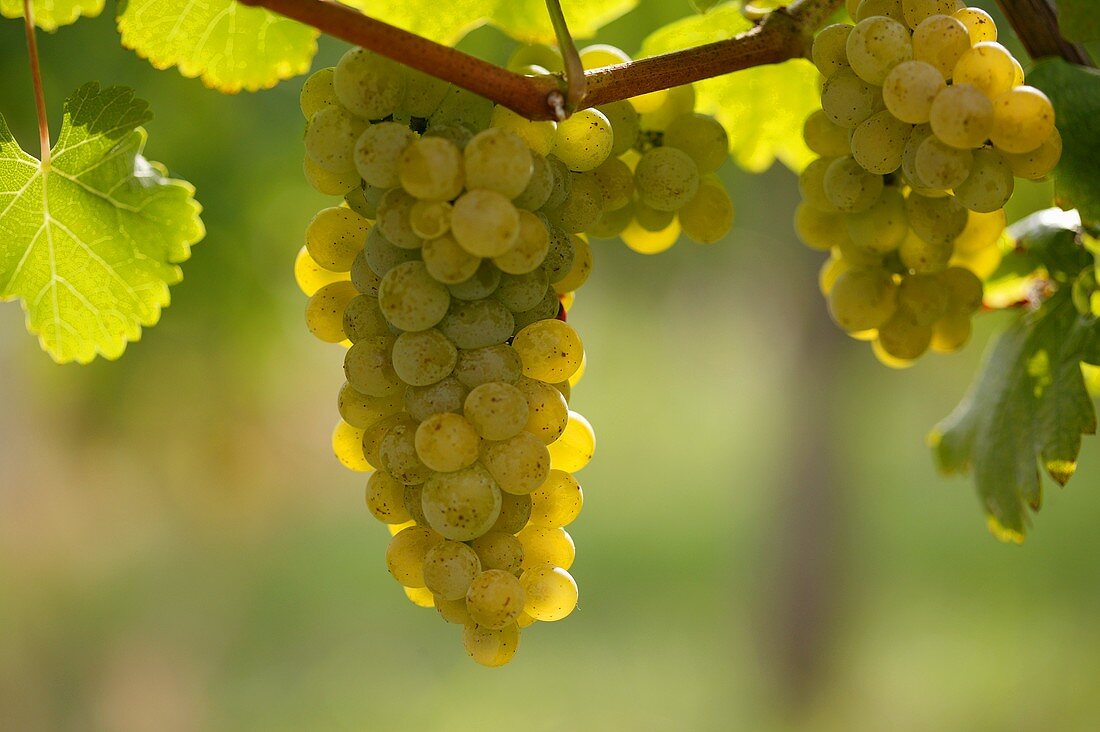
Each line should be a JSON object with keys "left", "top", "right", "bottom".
{"left": 2, "top": 2, "right": 1099, "bottom": 730}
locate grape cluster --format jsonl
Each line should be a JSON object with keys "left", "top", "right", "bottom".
{"left": 296, "top": 48, "right": 599, "bottom": 666}
{"left": 797, "top": 0, "right": 1060, "bottom": 366}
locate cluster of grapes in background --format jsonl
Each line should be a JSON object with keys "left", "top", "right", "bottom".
{"left": 796, "top": 0, "right": 1060, "bottom": 366}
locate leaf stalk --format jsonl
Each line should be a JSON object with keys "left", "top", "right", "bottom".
{"left": 22, "top": 0, "right": 50, "bottom": 165}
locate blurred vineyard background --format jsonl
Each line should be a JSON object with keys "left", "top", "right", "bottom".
{"left": 2, "top": 2, "right": 1099, "bottom": 730}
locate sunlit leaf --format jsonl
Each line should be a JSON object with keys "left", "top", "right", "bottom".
{"left": 0, "top": 0, "right": 103, "bottom": 31}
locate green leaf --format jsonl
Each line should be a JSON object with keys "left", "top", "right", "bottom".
{"left": 0, "top": 83, "right": 204, "bottom": 364}
{"left": 639, "top": 2, "right": 819, "bottom": 172}
{"left": 116, "top": 0, "right": 319, "bottom": 93}
{"left": 1028, "top": 59, "right": 1100, "bottom": 230}
{"left": 1056, "top": 0, "right": 1100, "bottom": 44}
{"left": 343, "top": 0, "right": 636, "bottom": 46}
{"left": 0, "top": 0, "right": 103, "bottom": 31}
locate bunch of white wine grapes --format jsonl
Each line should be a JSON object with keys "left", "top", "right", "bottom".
{"left": 295, "top": 47, "right": 599, "bottom": 667}
{"left": 504, "top": 43, "right": 736, "bottom": 253}
{"left": 797, "top": 0, "right": 1060, "bottom": 366}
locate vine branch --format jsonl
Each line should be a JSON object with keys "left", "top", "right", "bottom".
{"left": 22, "top": 0, "right": 50, "bottom": 164}
{"left": 238, "top": 0, "right": 842, "bottom": 121}
{"left": 995, "top": 0, "right": 1093, "bottom": 66}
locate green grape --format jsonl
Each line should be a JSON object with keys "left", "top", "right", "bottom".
{"left": 354, "top": 122, "right": 417, "bottom": 189}
{"left": 620, "top": 217, "right": 681, "bottom": 255}
{"left": 463, "top": 622, "right": 520, "bottom": 667}
{"left": 795, "top": 203, "right": 848, "bottom": 251}
{"left": 845, "top": 186, "right": 908, "bottom": 254}
{"left": 882, "top": 60, "right": 946, "bottom": 124}
{"left": 423, "top": 540, "right": 482, "bottom": 600}
{"left": 900, "top": 123, "right": 934, "bottom": 188}
{"left": 464, "top": 128, "right": 534, "bottom": 198}
{"left": 552, "top": 109, "right": 613, "bottom": 172}
{"left": 664, "top": 113, "right": 729, "bottom": 174}
{"left": 338, "top": 381, "right": 403, "bottom": 429}
{"left": 819, "top": 254, "right": 849, "bottom": 296}
{"left": 542, "top": 224, "right": 576, "bottom": 284}
{"left": 342, "top": 294, "right": 390, "bottom": 342}
{"left": 901, "top": 0, "right": 958, "bottom": 29}
{"left": 929, "top": 83, "right": 994, "bottom": 149}
{"left": 493, "top": 210, "right": 550, "bottom": 275}
{"left": 906, "top": 192, "right": 968, "bottom": 244}
{"left": 421, "top": 233, "right": 480, "bottom": 285}
{"left": 589, "top": 202, "right": 634, "bottom": 239}
{"left": 846, "top": 16, "right": 913, "bottom": 85}
{"left": 482, "top": 432, "right": 552, "bottom": 495}
{"left": 451, "top": 190, "right": 521, "bottom": 257}
{"left": 542, "top": 155, "right": 572, "bottom": 210}
{"left": 454, "top": 345, "right": 523, "bottom": 389}
{"left": 304, "top": 106, "right": 368, "bottom": 174}
{"left": 930, "top": 308, "right": 973, "bottom": 352}
{"left": 953, "top": 208, "right": 1006, "bottom": 254}
{"left": 837, "top": 230, "right": 887, "bottom": 268}
{"left": 798, "top": 157, "right": 841, "bottom": 213}
{"left": 466, "top": 570, "right": 525, "bottom": 629}
{"left": 392, "top": 328, "right": 457, "bottom": 386}
{"left": 953, "top": 42, "right": 1016, "bottom": 100}
{"left": 398, "top": 136, "right": 465, "bottom": 202}
{"left": 634, "top": 147, "right": 700, "bottom": 212}
{"left": 914, "top": 134, "right": 973, "bottom": 189}
{"left": 898, "top": 230, "right": 953, "bottom": 273}
{"left": 811, "top": 24, "right": 853, "bottom": 78}
{"left": 999, "top": 127, "right": 1061, "bottom": 180}
{"left": 362, "top": 413, "right": 407, "bottom": 469}
{"left": 521, "top": 566, "right": 578, "bottom": 622}
{"left": 639, "top": 85, "right": 696, "bottom": 132}
{"left": 851, "top": 110, "right": 912, "bottom": 175}
{"left": 346, "top": 183, "right": 387, "bottom": 220}
{"left": 897, "top": 272, "right": 950, "bottom": 325}
{"left": 517, "top": 526, "right": 575, "bottom": 571}
{"left": 299, "top": 67, "right": 338, "bottom": 119}
{"left": 409, "top": 200, "right": 452, "bottom": 240}
{"left": 423, "top": 122, "right": 473, "bottom": 150}
{"left": 554, "top": 235, "right": 593, "bottom": 293}
{"left": 953, "top": 148, "right": 1013, "bottom": 213}
{"left": 294, "top": 245, "right": 349, "bottom": 297}
{"left": 515, "top": 377, "right": 569, "bottom": 445}
{"left": 377, "top": 188, "right": 424, "bottom": 250}
{"left": 306, "top": 206, "right": 371, "bottom": 272}
{"left": 449, "top": 260, "right": 502, "bottom": 301}
{"left": 405, "top": 376, "right": 469, "bottom": 423}
{"left": 403, "top": 67, "right": 450, "bottom": 118}
{"left": 422, "top": 464, "right": 503, "bottom": 541}
{"left": 546, "top": 411, "right": 594, "bottom": 473}
{"left": 333, "top": 420, "right": 371, "bottom": 472}
{"left": 378, "top": 261, "right": 452, "bottom": 332}
{"left": 436, "top": 596, "right": 472, "bottom": 625}
{"left": 877, "top": 308, "right": 933, "bottom": 360}
{"left": 379, "top": 418, "right": 433, "bottom": 485}
{"left": 822, "top": 156, "right": 884, "bottom": 213}
{"left": 404, "top": 585, "right": 435, "bottom": 608}
{"left": 490, "top": 105, "right": 556, "bottom": 157}
{"left": 464, "top": 381, "right": 529, "bottom": 440}
{"left": 855, "top": 0, "right": 904, "bottom": 22}
{"left": 912, "top": 14, "right": 970, "bottom": 79}
{"left": 953, "top": 6, "right": 997, "bottom": 44}
{"left": 470, "top": 531, "right": 525, "bottom": 573}
{"left": 821, "top": 70, "right": 881, "bottom": 129}
{"left": 305, "top": 280, "right": 358, "bottom": 343}
{"left": 497, "top": 270, "right": 551, "bottom": 312}
{"left": 491, "top": 494, "right": 532, "bottom": 535}
{"left": 507, "top": 44, "right": 564, "bottom": 73}
{"left": 386, "top": 526, "right": 442, "bottom": 587}
{"left": 513, "top": 319, "right": 583, "bottom": 382}
{"left": 990, "top": 86, "right": 1056, "bottom": 154}
{"left": 579, "top": 43, "right": 631, "bottom": 69}
{"left": 513, "top": 153, "right": 555, "bottom": 211}
{"left": 438, "top": 299, "right": 514, "bottom": 349}
{"left": 803, "top": 110, "right": 852, "bottom": 158}
{"left": 366, "top": 471, "right": 412, "bottom": 524}
{"left": 511, "top": 286, "right": 562, "bottom": 334}
{"left": 334, "top": 48, "right": 405, "bottom": 120}
{"left": 596, "top": 100, "right": 641, "bottom": 157}
{"left": 303, "top": 155, "right": 359, "bottom": 196}
{"left": 528, "top": 470, "right": 582, "bottom": 528}
{"left": 545, "top": 173, "right": 603, "bottom": 233}
{"left": 365, "top": 226, "right": 419, "bottom": 278}
{"left": 592, "top": 157, "right": 635, "bottom": 211}
{"left": 678, "top": 177, "right": 735, "bottom": 245}
{"left": 827, "top": 268, "right": 898, "bottom": 331}
{"left": 942, "top": 266, "right": 984, "bottom": 312}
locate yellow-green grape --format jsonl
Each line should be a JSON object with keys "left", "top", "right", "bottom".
{"left": 422, "top": 463, "right": 502, "bottom": 540}
{"left": 543, "top": 155, "right": 573, "bottom": 210}
{"left": 377, "top": 191, "right": 422, "bottom": 255}
{"left": 899, "top": 230, "right": 954, "bottom": 273}
{"left": 403, "top": 66, "right": 449, "bottom": 118}
{"left": 294, "top": 246, "right": 349, "bottom": 297}
{"left": 845, "top": 186, "right": 908, "bottom": 254}
{"left": 900, "top": 123, "right": 933, "bottom": 187}
{"left": 338, "top": 382, "right": 403, "bottom": 429}
{"left": 365, "top": 227, "right": 419, "bottom": 278}
{"left": 436, "top": 596, "right": 472, "bottom": 625}
{"left": 470, "top": 531, "right": 525, "bottom": 573}
{"left": 870, "top": 338, "right": 915, "bottom": 368}
{"left": 493, "top": 493, "right": 532, "bottom": 535}
{"left": 547, "top": 411, "right": 594, "bottom": 473}
{"left": 931, "top": 309, "right": 973, "bottom": 352}
{"left": 999, "top": 127, "right": 1061, "bottom": 180}
{"left": 953, "top": 208, "right": 1006, "bottom": 253}
{"left": 378, "top": 261, "right": 451, "bottom": 332}
{"left": 392, "top": 329, "right": 457, "bottom": 386}
{"left": 385, "top": 525, "right": 442, "bottom": 587}
{"left": 513, "top": 319, "right": 583, "bottom": 382}
{"left": 497, "top": 271, "right": 550, "bottom": 315}
{"left": 897, "top": 273, "right": 950, "bottom": 325}
{"left": 404, "top": 586, "right": 435, "bottom": 608}
{"left": 554, "top": 236, "right": 593, "bottom": 293}
{"left": 823, "top": 156, "right": 885, "bottom": 213}
{"left": 914, "top": 134, "right": 973, "bottom": 190}
{"left": 638, "top": 84, "right": 696, "bottom": 132}
{"left": 901, "top": 0, "right": 957, "bottom": 29}
{"left": 421, "top": 234, "right": 479, "bottom": 285}
{"left": 333, "top": 420, "right": 371, "bottom": 472}
{"left": 304, "top": 106, "right": 368, "bottom": 174}
{"left": 482, "top": 432, "right": 552, "bottom": 495}
{"left": 508, "top": 44, "right": 564, "bottom": 73}
{"left": 953, "top": 42, "right": 1016, "bottom": 100}
{"left": 464, "top": 381, "right": 529, "bottom": 440}
{"left": 827, "top": 268, "right": 898, "bottom": 331}
{"left": 795, "top": 204, "right": 849, "bottom": 251}
{"left": 621, "top": 218, "right": 681, "bottom": 254}
{"left": 906, "top": 192, "right": 968, "bottom": 245}
{"left": 634, "top": 147, "right": 700, "bottom": 212}
{"left": 596, "top": 100, "right": 641, "bottom": 157}
{"left": 664, "top": 113, "right": 729, "bottom": 174}
{"left": 303, "top": 156, "right": 359, "bottom": 196}
{"left": 423, "top": 122, "right": 474, "bottom": 150}
{"left": 912, "top": 14, "right": 970, "bottom": 79}
{"left": 403, "top": 483, "right": 429, "bottom": 525}
{"left": 552, "top": 109, "right": 613, "bottom": 172}
{"left": 512, "top": 288, "right": 561, "bottom": 335}
{"left": 553, "top": 380, "right": 571, "bottom": 402}
{"left": 533, "top": 225, "right": 570, "bottom": 285}
{"left": 678, "top": 177, "right": 735, "bottom": 245}
{"left": 306, "top": 280, "right": 358, "bottom": 343}
{"left": 451, "top": 189, "right": 521, "bottom": 257}
{"left": 629, "top": 86, "right": 669, "bottom": 114}
{"left": 405, "top": 376, "right": 469, "bottom": 422}
{"left": 798, "top": 157, "right": 841, "bottom": 212}
{"left": 388, "top": 519, "right": 417, "bottom": 536}
{"left": 513, "top": 153, "right": 555, "bottom": 211}
{"left": 438, "top": 299, "right": 514, "bottom": 350}
{"left": 414, "top": 412, "right": 480, "bottom": 473}
{"left": 466, "top": 570, "right": 525, "bottom": 629}
{"left": 422, "top": 540, "right": 482, "bottom": 600}
{"left": 882, "top": 60, "right": 946, "bottom": 124}
{"left": 490, "top": 105, "right": 556, "bottom": 157}
{"left": 568, "top": 349, "right": 584, "bottom": 385}
{"left": 528, "top": 470, "right": 582, "bottom": 528}
{"left": 517, "top": 526, "right": 575, "bottom": 571}
{"left": 950, "top": 241, "right": 1002, "bottom": 280}
{"left": 929, "top": 84, "right": 994, "bottom": 149}
{"left": 347, "top": 183, "right": 387, "bottom": 221}
{"left": 855, "top": 0, "right": 904, "bottom": 22}
{"left": 354, "top": 122, "right": 417, "bottom": 189}
{"left": 851, "top": 110, "right": 912, "bottom": 175}
{"left": 846, "top": 16, "right": 913, "bottom": 85}
{"left": 821, "top": 70, "right": 882, "bottom": 130}
{"left": 494, "top": 210, "right": 550, "bottom": 275}
{"left": 379, "top": 419, "right": 432, "bottom": 485}
{"left": 344, "top": 335, "right": 403, "bottom": 397}
{"left": 342, "top": 295, "right": 390, "bottom": 343}
{"left": 990, "top": 86, "right": 1056, "bottom": 154}
{"left": 464, "top": 127, "right": 534, "bottom": 198}
{"left": 877, "top": 308, "right": 933, "bottom": 360}
{"left": 398, "top": 136, "right": 465, "bottom": 202}
{"left": 516, "top": 611, "right": 537, "bottom": 628}
{"left": 366, "top": 471, "right": 411, "bottom": 523}
{"left": 454, "top": 345, "right": 523, "bottom": 389}
{"left": 463, "top": 622, "right": 520, "bottom": 667}
{"left": 942, "top": 266, "right": 984, "bottom": 312}
{"left": 300, "top": 67, "right": 337, "bottom": 119}
{"left": 362, "top": 413, "right": 406, "bottom": 468}
{"left": 592, "top": 157, "right": 635, "bottom": 211}
{"left": 803, "top": 110, "right": 852, "bottom": 158}
{"left": 837, "top": 232, "right": 887, "bottom": 269}
{"left": 306, "top": 207, "right": 370, "bottom": 272}
{"left": 545, "top": 173, "right": 603, "bottom": 234}
{"left": 953, "top": 6, "right": 997, "bottom": 44}
{"left": 812, "top": 24, "right": 853, "bottom": 78}
{"left": 334, "top": 48, "right": 404, "bottom": 119}
{"left": 819, "top": 254, "right": 849, "bottom": 296}
{"left": 579, "top": 43, "right": 630, "bottom": 69}
{"left": 515, "top": 377, "right": 569, "bottom": 445}
{"left": 409, "top": 200, "right": 452, "bottom": 240}
{"left": 521, "top": 566, "right": 578, "bottom": 622}
{"left": 954, "top": 148, "right": 1013, "bottom": 213}
{"left": 449, "top": 260, "right": 502, "bottom": 301}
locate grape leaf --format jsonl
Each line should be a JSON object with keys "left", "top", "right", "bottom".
{"left": 639, "top": 2, "right": 819, "bottom": 173}
{"left": 1028, "top": 59, "right": 1100, "bottom": 230}
{"left": 1056, "top": 0, "right": 1100, "bottom": 44}
{"left": 0, "top": 83, "right": 204, "bottom": 364}
{"left": 116, "top": 0, "right": 319, "bottom": 93}
{"left": 0, "top": 0, "right": 104, "bottom": 31}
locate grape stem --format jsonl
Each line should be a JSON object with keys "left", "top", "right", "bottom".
{"left": 994, "top": 0, "right": 1093, "bottom": 66}
{"left": 22, "top": 0, "right": 50, "bottom": 165}
{"left": 236, "top": 0, "right": 842, "bottom": 120}
{"left": 544, "top": 0, "right": 586, "bottom": 116}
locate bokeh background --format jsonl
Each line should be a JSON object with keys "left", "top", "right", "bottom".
{"left": 2, "top": 2, "right": 1099, "bottom": 730}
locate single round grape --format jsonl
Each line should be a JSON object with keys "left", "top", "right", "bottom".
{"left": 678, "top": 177, "right": 735, "bottom": 244}
{"left": 346, "top": 184, "right": 386, "bottom": 221}
{"left": 403, "top": 66, "right": 449, "bottom": 118}
{"left": 305, "top": 280, "right": 358, "bottom": 343}
{"left": 454, "top": 345, "right": 523, "bottom": 389}
{"left": 378, "top": 261, "right": 452, "bottom": 332}
{"left": 422, "top": 464, "right": 503, "bottom": 541}
{"left": 338, "top": 381, "right": 403, "bottom": 429}
{"left": 877, "top": 308, "right": 933, "bottom": 360}
{"left": 492, "top": 494, "right": 532, "bottom": 535}
{"left": 422, "top": 122, "right": 473, "bottom": 150}
{"left": 552, "top": 109, "right": 613, "bottom": 172}
{"left": 906, "top": 192, "right": 968, "bottom": 244}
{"left": 490, "top": 105, "right": 556, "bottom": 157}
{"left": 403, "top": 586, "right": 435, "bottom": 608}
{"left": 515, "top": 376, "right": 569, "bottom": 445}
{"left": 361, "top": 413, "right": 406, "bottom": 468}
{"left": 999, "top": 127, "right": 1061, "bottom": 180}
{"left": 845, "top": 186, "right": 908, "bottom": 254}
{"left": 846, "top": 16, "right": 913, "bottom": 85}
{"left": 451, "top": 190, "right": 521, "bottom": 257}
{"left": 855, "top": 0, "right": 903, "bottom": 22}
{"left": 342, "top": 295, "right": 389, "bottom": 343}
{"left": 409, "top": 200, "right": 452, "bottom": 240}
{"left": 414, "top": 412, "right": 480, "bottom": 473}
{"left": 470, "top": 531, "right": 525, "bottom": 574}
{"left": 507, "top": 44, "right": 564, "bottom": 73}
{"left": 811, "top": 23, "right": 854, "bottom": 78}
{"left": 364, "top": 226, "right": 418, "bottom": 278}
{"left": 294, "top": 246, "right": 349, "bottom": 297}
{"left": 901, "top": 0, "right": 958, "bottom": 29}
{"left": 914, "top": 135, "right": 973, "bottom": 189}
{"left": 354, "top": 122, "right": 417, "bottom": 190}
{"left": 954, "top": 208, "right": 1007, "bottom": 254}
{"left": 621, "top": 217, "right": 681, "bottom": 254}
{"left": 304, "top": 106, "right": 367, "bottom": 174}
{"left": 436, "top": 596, "right": 472, "bottom": 625}
{"left": 376, "top": 188, "right": 423, "bottom": 250}
{"left": 423, "top": 540, "right": 482, "bottom": 600}
{"left": 822, "top": 70, "right": 882, "bottom": 129}
{"left": 579, "top": 43, "right": 630, "bottom": 69}
{"left": 463, "top": 622, "right": 520, "bottom": 667}
{"left": 492, "top": 210, "right": 549, "bottom": 275}
{"left": 897, "top": 272, "right": 951, "bottom": 326}
{"left": 366, "top": 471, "right": 411, "bottom": 524}
{"left": 542, "top": 155, "right": 573, "bottom": 210}
{"left": 512, "top": 319, "right": 583, "bottom": 383}
{"left": 379, "top": 419, "right": 432, "bottom": 485}
{"left": 482, "top": 432, "right": 552, "bottom": 495}
{"left": 392, "top": 329, "right": 457, "bottom": 387}
{"left": 555, "top": 235, "right": 593, "bottom": 293}
{"left": 303, "top": 155, "right": 359, "bottom": 196}
{"left": 823, "top": 156, "right": 885, "bottom": 213}
{"left": 528, "top": 470, "right": 583, "bottom": 528}
{"left": 398, "top": 136, "right": 465, "bottom": 202}
{"left": 497, "top": 270, "right": 552, "bottom": 313}
{"left": 803, "top": 110, "right": 852, "bottom": 158}
{"left": 638, "top": 85, "right": 696, "bottom": 132}
{"left": 635, "top": 147, "right": 700, "bottom": 212}
{"left": 929, "top": 84, "right": 994, "bottom": 149}
{"left": 546, "top": 411, "right": 594, "bottom": 473}
{"left": 521, "top": 566, "right": 578, "bottom": 622}
{"left": 664, "top": 113, "right": 730, "bottom": 174}
{"left": 513, "top": 153, "right": 555, "bottom": 211}
{"left": 882, "top": 60, "right": 946, "bottom": 124}
{"left": 466, "top": 569, "right": 526, "bottom": 629}
{"left": 421, "top": 234, "right": 480, "bottom": 285}
{"left": 332, "top": 420, "right": 370, "bottom": 472}
{"left": 953, "top": 42, "right": 1016, "bottom": 100}
{"left": 942, "top": 267, "right": 984, "bottom": 312}
{"left": 299, "top": 67, "right": 337, "bottom": 119}
{"left": 851, "top": 110, "right": 913, "bottom": 175}
{"left": 819, "top": 255, "right": 849, "bottom": 297}
{"left": 898, "top": 230, "right": 953, "bottom": 273}
{"left": 545, "top": 173, "right": 603, "bottom": 233}
{"left": 954, "top": 147, "right": 1014, "bottom": 213}
{"left": 334, "top": 48, "right": 405, "bottom": 120}
{"left": 464, "top": 127, "right": 534, "bottom": 198}
{"left": 438, "top": 299, "right": 514, "bottom": 350}
{"left": 517, "top": 526, "right": 575, "bottom": 571}
{"left": 990, "top": 86, "right": 1056, "bottom": 154}
{"left": 591, "top": 157, "right": 635, "bottom": 211}
{"left": 511, "top": 287, "right": 562, "bottom": 335}
{"left": 900, "top": 123, "right": 935, "bottom": 188}
{"left": 931, "top": 308, "right": 973, "bottom": 352}
{"left": 912, "top": 14, "right": 970, "bottom": 79}
{"left": 953, "top": 6, "right": 998, "bottom": 44}
{"left": 798, "top": 157, "right": 841, "bottom": 212}
{"left": 827, "top": 268, "right": 898, "bottom": 331}
{"left": 405, "top": 376, "right": 469, "bottom": 423}
{"left": 794, "top": 204, "right": 848, "bottom": 251}
{"left": 464, "top": 381, "right": 529, "bottom": 441}
{"left": 448, "top": 260, "right": 502, "bottom": 301}
{"left": 596, "top": 100, "right": 641, "bottom": 157}
{"left": 386, "top": 525, "right": 441, "bottom": 587}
